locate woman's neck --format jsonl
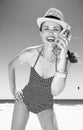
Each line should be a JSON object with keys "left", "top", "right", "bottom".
{"left": 43, "top": 44, "right": 55, "bottom": 62}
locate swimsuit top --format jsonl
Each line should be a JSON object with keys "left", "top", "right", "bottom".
{"left": 30, "top": 48, "right": 54, "bottom": 83}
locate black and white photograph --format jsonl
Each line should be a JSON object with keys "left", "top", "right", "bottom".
{"left": 0, "top": 0, "right": 83, "bottom": 130}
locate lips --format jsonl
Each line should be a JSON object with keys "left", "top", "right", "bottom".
{"left": 46, "top": 36, "right": 55, "bottom": 42}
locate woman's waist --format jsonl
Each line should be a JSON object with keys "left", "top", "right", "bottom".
{"left": 23, "top": 92, "right": 53, "bottom": 105}
{"left": 22, "top": 84, "right": 53, "bottom": 99}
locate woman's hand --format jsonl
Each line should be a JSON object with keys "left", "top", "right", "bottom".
{"left": 56, "top": 33, "right": 69, "bottom": 59}
{"left": 14, "top": 90, "right": 24, "bottom": 102}
{"left": 56, "top": 32, "right": 70, "bottom": 72}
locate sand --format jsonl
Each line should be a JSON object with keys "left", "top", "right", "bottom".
{"left": 0, "top": 103, "right": 83, "bottom": 130}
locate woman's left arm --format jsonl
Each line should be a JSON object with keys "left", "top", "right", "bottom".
{"left": 51, "top": 33, "right": 71, "bottom": 96}
{"left": 51, "top": 59, "right": 71, "bottom": 96}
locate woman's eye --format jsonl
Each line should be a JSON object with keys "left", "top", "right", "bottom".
{"left": 44, "top": 28, "right": 49, "bottom": 30}
{"left": 54, "top": 28, "right": 60, "bottom": 32}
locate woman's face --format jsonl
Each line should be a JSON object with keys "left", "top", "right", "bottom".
{"left": 40, "top": 21, "right": 62, "bottom": 45}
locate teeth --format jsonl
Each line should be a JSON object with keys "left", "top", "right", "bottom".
{"left": 47, "top": 39, "right": 54, "bottom": 42}
{"left": 46, "top": 36, "right": 55, "bottom": 42}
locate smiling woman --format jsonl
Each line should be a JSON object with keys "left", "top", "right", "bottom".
{"left": 8, "top": 8, "right": 78, "bottom": 130}
{"left": 40, "top": 21, "right": 62, "bottom": 43}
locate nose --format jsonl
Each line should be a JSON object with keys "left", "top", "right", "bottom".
{"left": 48, "top": 29, "right": 54, "bottom": 35}
{"left": 48, "top": 29, "right": 58, "bottom": 37}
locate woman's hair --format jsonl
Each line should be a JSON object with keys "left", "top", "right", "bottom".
{"left": 67, "top": 50, "right": 78, "bottom": 63}
{"left": 40, "top": 22, "right": 44, "bottom": 32}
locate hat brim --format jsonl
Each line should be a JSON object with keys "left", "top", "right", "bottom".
{"left": 37, "top": 17, "right": 71, "bottom": 30}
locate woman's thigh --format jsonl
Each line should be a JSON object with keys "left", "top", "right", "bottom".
{"left": 11, "top": 101, "right": 29, "bottom": 130}
{"left": 37, "top": 108, "right": 58, "bottom": 130}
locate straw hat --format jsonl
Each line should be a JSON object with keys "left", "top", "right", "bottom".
{"left": 37, "top": 8, "right": 71, "bottom": 30}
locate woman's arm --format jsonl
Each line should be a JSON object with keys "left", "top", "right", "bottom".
{"left": 51, "top": 31, "right": 71, "bottom": 96}
{"left": 8, "top": 64, "right": 16, "bottom": 97}
{"left": 51, "top": 58, "right": 71, "bottom": 96}
{"left": 51, "top": 74, "right": 66, "bottom": 96}
{"left": 8, "top": 47, "right": 38, "bottom": 99}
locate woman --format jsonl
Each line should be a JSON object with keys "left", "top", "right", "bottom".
{"left": 8, "top": 8, "right": 78, "bottom": 130}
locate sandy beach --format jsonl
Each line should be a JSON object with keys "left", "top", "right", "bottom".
{"left": 0, "top": 103, "right": 83, "bottom": 130}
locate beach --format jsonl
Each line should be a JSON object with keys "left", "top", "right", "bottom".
{"left": 0, "top": 101, "right": 83, "bottom": 130}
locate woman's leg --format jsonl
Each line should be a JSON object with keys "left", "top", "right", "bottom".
{"left": 37, "top": 108, "right": 58, "bottom": 130}
{"left": 11, "top": 101, "right": 29, "bottom": 130}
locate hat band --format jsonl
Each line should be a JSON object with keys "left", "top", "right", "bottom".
{"left": 45, "top": 15, "right": 61, "bottom": 20}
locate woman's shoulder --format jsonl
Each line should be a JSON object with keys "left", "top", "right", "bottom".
{"left": 21, "top": 44, "right": 44, "bottom": 55}
{"left": 8, "top": 44, "right": 44, "bottom": 67}
{"left": 20, "top": 44, "right": 44, "bottom": 66}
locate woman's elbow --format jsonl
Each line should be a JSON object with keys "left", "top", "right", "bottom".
{"left": 8, "top": 61, "right": 13, "bottom": 69}
{"left": 51, "top": 80, "right": 66, "bottom": 96}
{"left": 8, "top": 61, "right": 15, "bottom": 72}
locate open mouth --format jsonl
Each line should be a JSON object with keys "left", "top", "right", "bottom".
{"left": 46, "top": 36, "right": 55, "bottom": 42}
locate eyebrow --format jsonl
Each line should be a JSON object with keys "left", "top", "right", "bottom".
{"left": 43, "top": 26, "right": 49, "bottom": 28}
{"left": 43, "top": 25, "right": 61, "bottom": 29}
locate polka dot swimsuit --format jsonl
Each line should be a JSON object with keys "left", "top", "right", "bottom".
{"left": 22, "top": 49, "right": 54, "bottom": 114}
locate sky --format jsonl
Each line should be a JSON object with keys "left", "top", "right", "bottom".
{"left": 0, "top": 0, "right": 83, "bottom": 99}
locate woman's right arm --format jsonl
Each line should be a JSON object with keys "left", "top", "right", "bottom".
{"left": 8, "top": 55, "right": 21, "bottom": 98}
{"left": 8, "top": 48, "right": 38, "bottom": 99}
{"left": 8, "top": 53, "right": 28, "bottom": 98}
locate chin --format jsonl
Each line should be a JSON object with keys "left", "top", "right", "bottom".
{"left": 47, "top": 41, "right": 55, "bottom": 45}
